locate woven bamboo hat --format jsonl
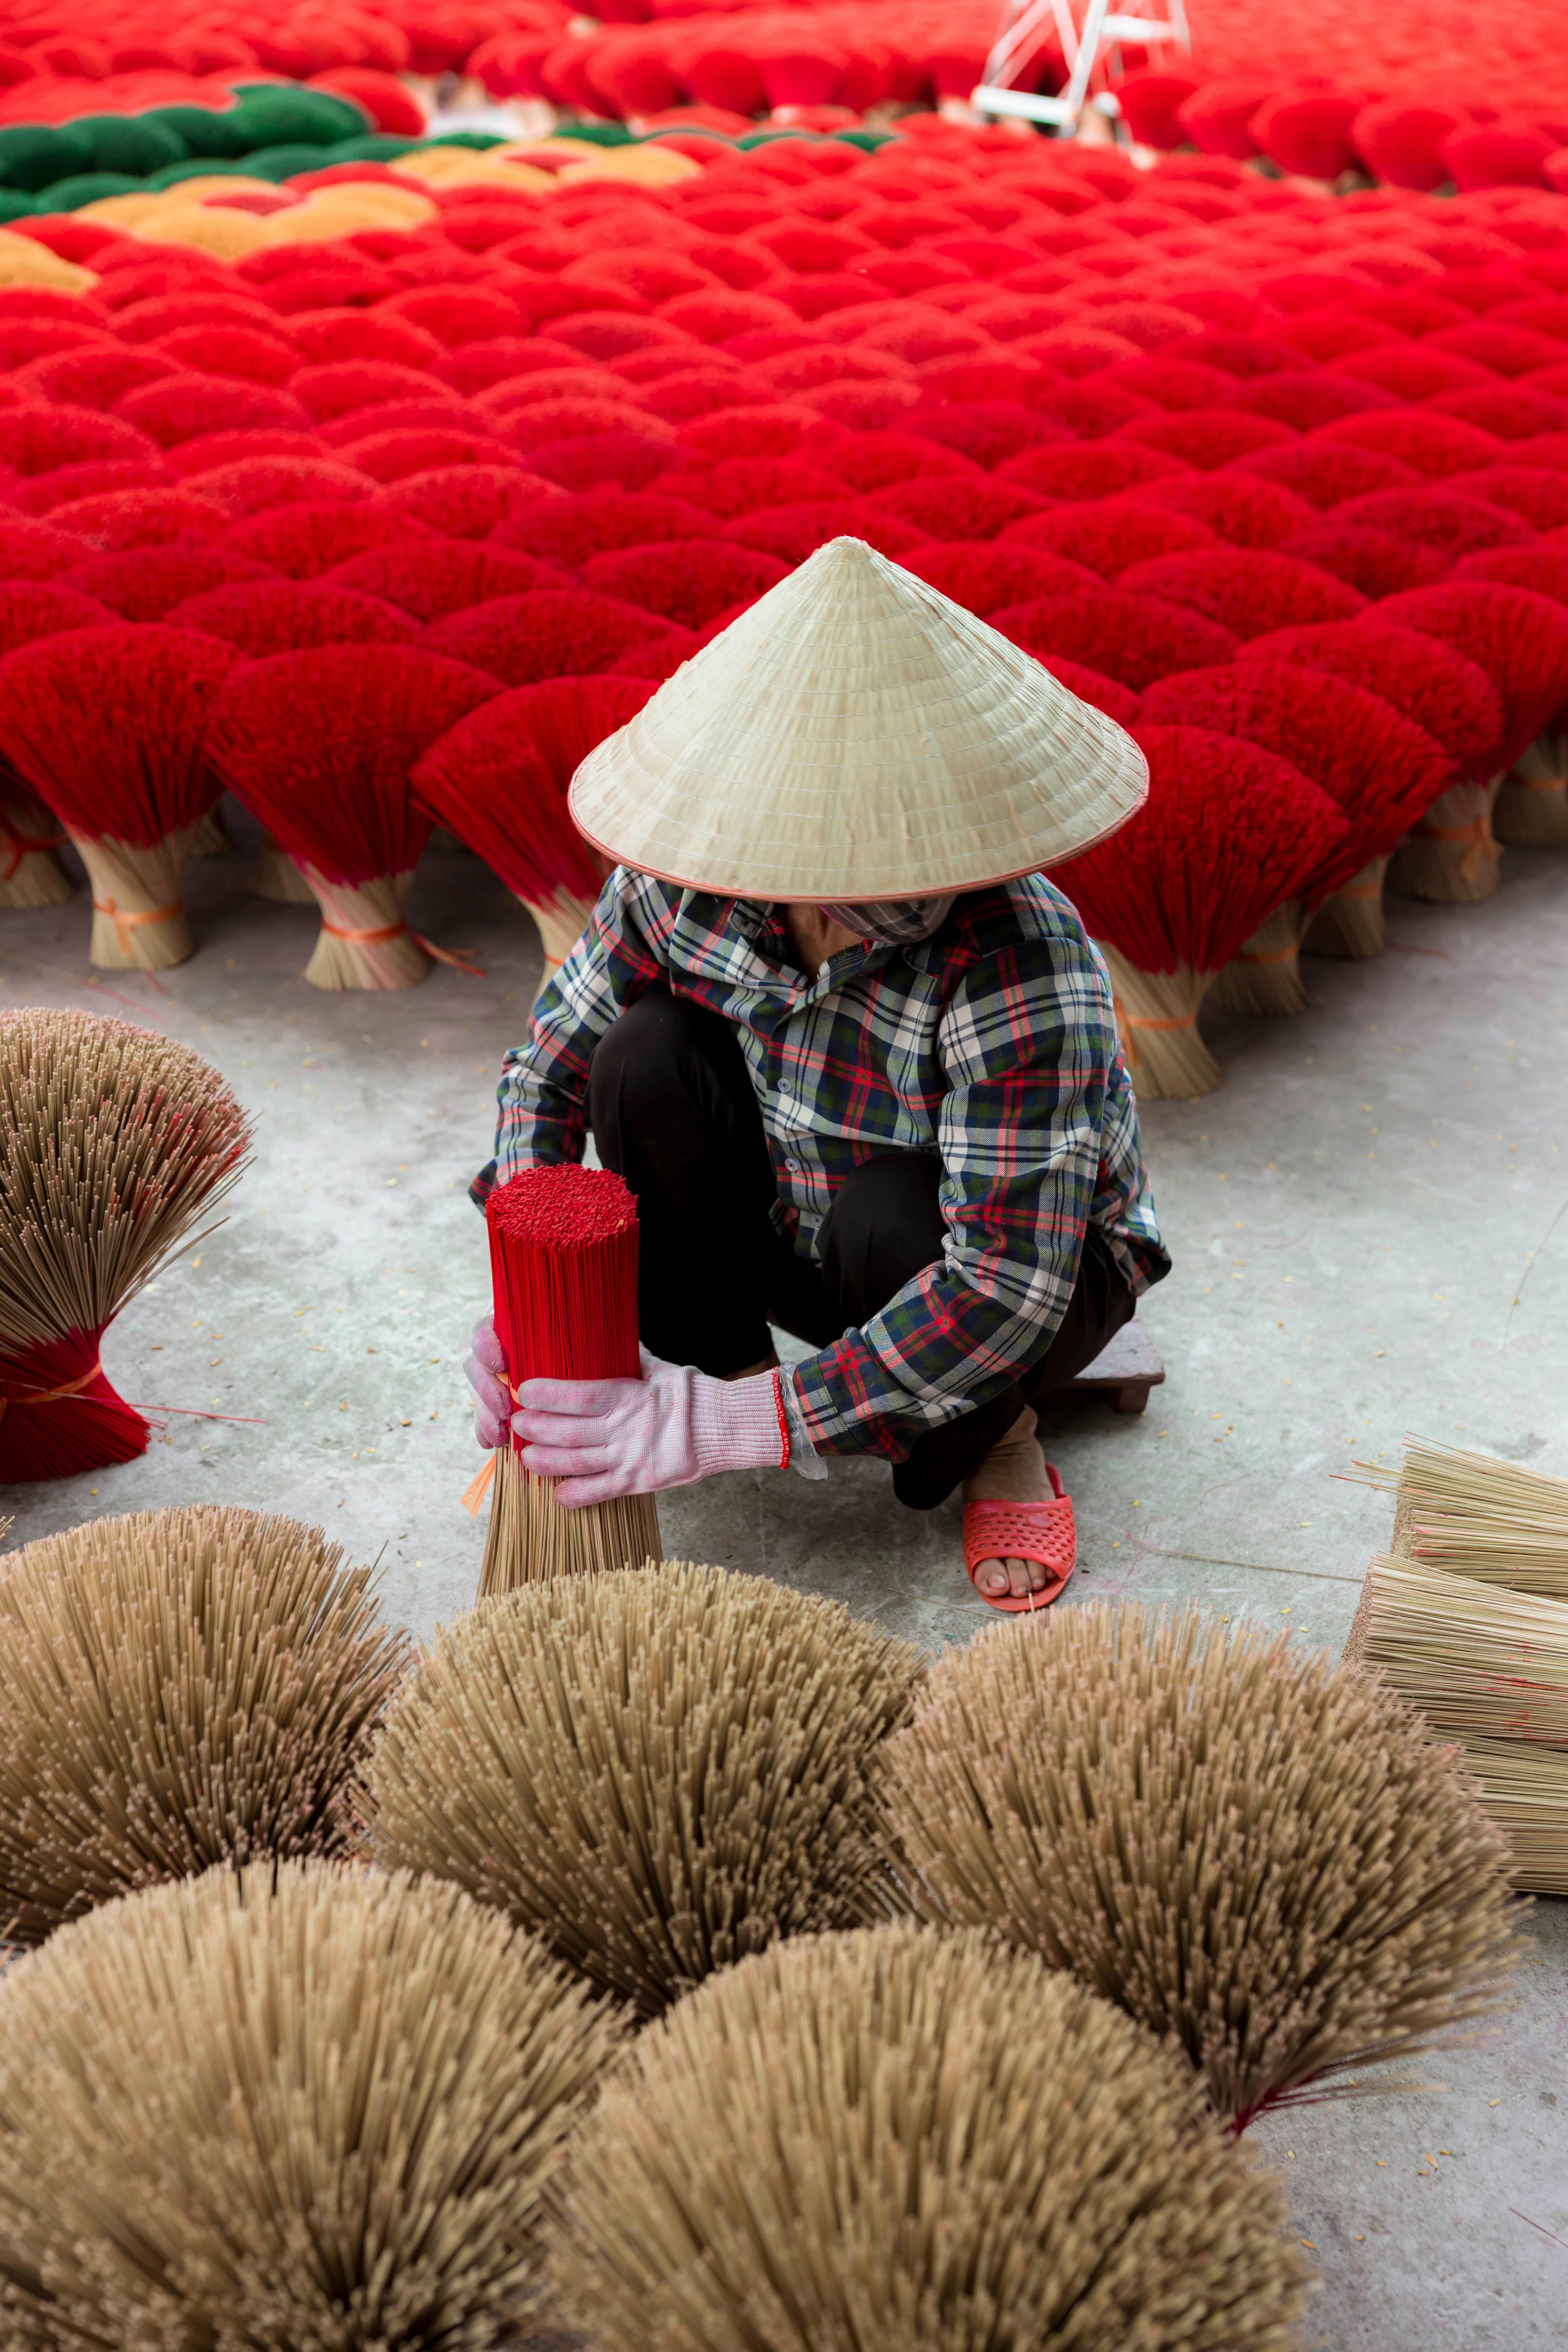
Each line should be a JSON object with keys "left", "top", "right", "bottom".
{"left": 568, "top": 537, "right": 1147, "bottom": 900}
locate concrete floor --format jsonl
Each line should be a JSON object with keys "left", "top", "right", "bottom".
{"left": 2, "top": 800, "right": 1565, "bottom": 2347}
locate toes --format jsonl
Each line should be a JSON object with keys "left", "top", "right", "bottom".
{"left": 977, "top": 1558, "right": 1052, "bottom": 1602}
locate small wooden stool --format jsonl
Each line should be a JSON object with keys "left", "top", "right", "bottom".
{"left": 1061, "top": 1320, "right": 1166, "bottom": 1416}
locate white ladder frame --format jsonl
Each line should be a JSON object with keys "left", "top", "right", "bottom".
{"left": 972, "top": 0, "right": 1191, "bottom": 133}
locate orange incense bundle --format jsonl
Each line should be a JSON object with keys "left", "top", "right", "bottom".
{"left": 471, "top": 1163, "right": 660, "bottom": 1596}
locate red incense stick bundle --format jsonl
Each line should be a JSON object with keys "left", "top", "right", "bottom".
{"left": 203, "top": 646, "right": 498, "bottom": 991}
{"left": 411, "top": 675, "right": 652, "bottom": 988}
{"left": 0, "top": 625, "right": 239, "bottom": 970}
{"left": 470, "top": 1163, "right": 660, "bottom": 1595}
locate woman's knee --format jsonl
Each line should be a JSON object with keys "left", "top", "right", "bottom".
{"left": 589, "top": 993, "right": 725, "bottom": 1113}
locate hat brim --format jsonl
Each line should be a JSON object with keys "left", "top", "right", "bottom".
{"left": 567, "top": 538, "right": 1149, "bottom": 900}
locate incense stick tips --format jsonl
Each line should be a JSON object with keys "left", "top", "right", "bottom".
{"left": 360, "top": 1560, "right": 925, "bottom": 2018}
{"left": 880, "top": 1598, "right": 1523, "bottom": 2128}
{"left": 548, "top": 1926, "right": 1316, "bottom": 2352}
{"left": 0, "top": 1505, "right": 408, "bottom": 1942}
{"left": 0, "top": 1860, "right": 627, "bottom": 2349}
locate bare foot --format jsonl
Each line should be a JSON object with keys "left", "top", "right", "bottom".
{"left": 962, "top": 1406, "right": 1051, "bottom": 1600}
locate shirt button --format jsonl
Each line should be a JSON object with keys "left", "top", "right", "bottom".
{"left": 784, "top": 1156, "right": 800, "bottom": 1172}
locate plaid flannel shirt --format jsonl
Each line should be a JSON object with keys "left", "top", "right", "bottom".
{"left": 474, "top": 868, "right": 1168, "bottom": 1462}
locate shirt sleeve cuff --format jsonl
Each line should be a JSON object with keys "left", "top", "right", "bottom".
{"left": 783, "top": 1366, "right": 828, "bottom": 1480}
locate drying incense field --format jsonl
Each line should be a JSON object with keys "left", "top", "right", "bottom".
{"left": 0, "top": 9, "right": 1567, "bottom": 2347}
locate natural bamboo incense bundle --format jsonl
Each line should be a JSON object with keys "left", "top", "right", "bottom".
{"left": 1455, "top": 1737, "right": 1568, "bottom": 1898}
{"left": 880, "top": 1600, "right": 1522, "bottom": 2130}
{"left": 0, "top": 1861, "right": 626, "bottom": 2350}
{"left": 0, "top": 1011, "right": 251, "bottom": 1483}
{"left": 472, "top": 1163, "right": 661, "bottom": 1591}
{"left": 1351, "top": 1555, "right": 1568, "bottom": 1750}
{"left": 0, "top": 1505, "right": 408, "bottom": 1941}
{"left": 547, "top": 1928, "right": 1315, "bottom": 2352}
{"left": 0, "top": 625, "right": 240, "bottom": 970}
{"left": 359, "top": 1561, "right": 923, "bottom": 2018}
{"left": 1356, "top": 1437, "right": 1568, "bottom": 1600}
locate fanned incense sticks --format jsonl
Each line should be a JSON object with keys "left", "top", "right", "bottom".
{"left": 0, "top": 1011, "right": 251, "bottom": 1482}
{"left": 1046, "top": 725, "right": 1347, "bottom": 1098}
{"left": 0, "top": 1862, "right": 626, "bottom": 2350}
{"left": 477, "top": 1163, "right": 660, "bottom": 1590}
{"left": 0, "top": 1505, "right": 408, "bottom": 1940}
{"left": 359, "top": 1561, "right": 923, "bottom": 2019}
{"left": 412, "top": 674, "right": 651, "bottom": 990}
{"left": 1140, "top": 658, "right": 1449, "bottom": 1015}
{"left": 880, "top": 1600, "right": 1521, "bottom": 2130}
{"left": 546, "top": 1927, "right": 1315, "bottom": 2352}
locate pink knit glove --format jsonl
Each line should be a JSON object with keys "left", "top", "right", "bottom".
{"left": 510, "top": 1346, "right": 787, "bottom": 1507}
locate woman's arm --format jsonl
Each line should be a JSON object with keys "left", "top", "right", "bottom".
{"left": 470, "top": 868, "right": 678, "bottom": 1206}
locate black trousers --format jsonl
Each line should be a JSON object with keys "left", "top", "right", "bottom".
{"left": 589, "top": 994, "right": 1136, "bottom": 1510}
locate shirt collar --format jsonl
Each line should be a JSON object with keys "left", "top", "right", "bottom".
{"left": 718, "top": 896, "right": 908, "bottom": 987}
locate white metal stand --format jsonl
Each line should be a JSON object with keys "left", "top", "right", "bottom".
{"left": 972, "top": 0, "right": 1191, "bottom": 134}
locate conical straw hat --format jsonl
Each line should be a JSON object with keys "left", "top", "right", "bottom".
{"left": 569, "top": 537, "right": 1148, "bottom": 900}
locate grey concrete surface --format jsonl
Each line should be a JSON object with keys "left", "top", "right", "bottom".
{"left": 2, "top": 798, "right": 1565, "bottom": 2348}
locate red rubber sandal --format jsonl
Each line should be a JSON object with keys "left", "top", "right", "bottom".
{"left": 962, "top": 1463, "right": 1076, "bottom": 1614}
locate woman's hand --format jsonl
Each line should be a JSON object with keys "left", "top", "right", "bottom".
{"left": 510, "top": 1347, "right": 785, "bottom": 1505}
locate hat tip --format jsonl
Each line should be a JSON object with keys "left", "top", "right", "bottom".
{"left": 802, "top": 533, "right": 886, "bottom": 570}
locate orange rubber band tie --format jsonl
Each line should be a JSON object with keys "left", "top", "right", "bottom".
{"left": 1410, "top": 814, "right": 1494, "bottom": 883}
{"left": 2, "top": 822, "right": 64, "bottom": 881}
{"left": 321, "top": 915, "right": 484, "bottom": 978}
{"left": 1232, "top": 944, "right": 1299, "bottom": 967}
{"left": 1112, "top": 993, "right": 1196, "bottom": 1071}
{"left": 93, "top": 898, "right": 180, "bottom": 954}
{"left": 460, "top": 1373, "right": 519, "bottom": 1515}
{"left": 0, "top": 1360, "right": 103, "bottom": 1421}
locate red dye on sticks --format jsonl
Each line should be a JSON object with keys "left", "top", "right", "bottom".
{"left": 487, "top": 1165, "right": 642, "bottom": 1390}
{"left": 470, "top": 1164, "right": 660, "bottom": 1594}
